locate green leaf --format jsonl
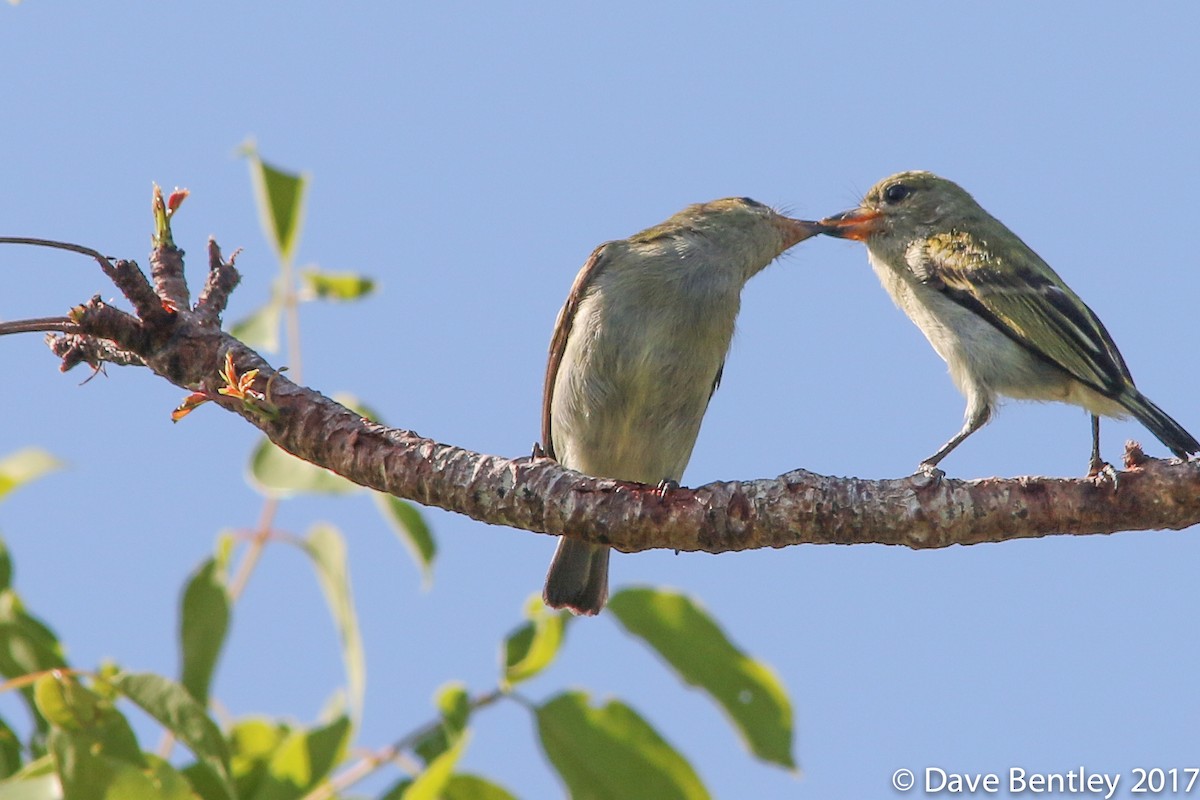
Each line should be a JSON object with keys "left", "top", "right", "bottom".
{"left": 0, "top": 716, "right": 23, "bottom": 779}
{"left": 243, "top": 146, "right": 308, "bottom": 263}
{"left": 435, "top": 683, "right": 470, "bottom": 734}
{"left": 2, "top": 604, "right": 65, "bottom": 685}
{"left": 106, "top": 673, "right": 233, "bottom": 800}
{"left": 0, "top": 591, "right": 66, "bottom": 676}
{"left": 0, "top": 759, "right": 59, "bottom": 800}
{"left": 141, "top": 754, "right": 199, "bottom": 800}
{"left": 38, "top": 675, "right": 147, "bottom": 800}
{"left": 299, "top": 269, "right": 376, "bottom": 302}
{"left": 250, "top": 714, "right": 351, "bottom": 800}
{"left": 405, "top": 732, "right": 469, "bottom": 800}
{"left": 214, "top": 532, "right": 236, "bottom": 575}
{"left": 1, "top": 753, "right": 55, "bottom": 782}
{"left": 33, "top": 674, "right": 102, "bottom": 732}
{"left": 0, "top": 592, "right": 66, "bottom": 744}
{"left": 0, "top": 540, "right": 12, "bottom": 597}
{"left": 502, "top": 596, "right": 568, "bottom": 688}
{"left": 536, "top": 692, "right": 708, "bottom": 800}
{"left": 412, "top": 682, "right": 469, "bottom": 766}
{"left": 441, "top": 773, "right": 519, "bottom": 800}
{"left": 302, "top": 526, "right": 365, "bottom": 722}
{"left": 4, "top": 755, "right": 55, "bottom": 780}
{"left": 179, "top": 557, "right": 230, "bottom": 705}
{"left": 248, "top": 439, "right": 358, "bottom": 498}
{"left": 608, "top": 588, "right": 796, "bottom": 770}
{"left": 0, "top": 449, "right": 61, "bottom": 504}
{"left": 182, "top": 758, "right": 239, "bottom": 800}
{"left": 373, "top": 494, "right": 436, "bottom": 586}
{"left": 47, "top": 737, "right": 190, "bottom": 800}
{"left": 230, "top": 297, "right": 283, "bottom": 353}
{"left": 48, "top": 729, "right": 149, "bottom": 800}
{"left": 221, "top": 717, "right": 287, "bottom": 799}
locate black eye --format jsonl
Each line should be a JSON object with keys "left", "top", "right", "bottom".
{"left": 882, "top": 183, "right": 912, "bottom": 204}
{"left": 738, "top": 197, "right": 766, "bottom": 208}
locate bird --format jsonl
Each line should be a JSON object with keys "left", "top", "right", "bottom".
{"left": 541, "top": 198, "right": 823, "bottom": 614}
{"left": 818, "top": 170, "right": 1198, "bottom": 475}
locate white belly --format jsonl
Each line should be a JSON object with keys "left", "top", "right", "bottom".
{"left": 866, "top": 250, "right": 1105, "bottom": 414}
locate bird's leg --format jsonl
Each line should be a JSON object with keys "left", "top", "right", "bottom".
{"left": 1088, "top": 415, "right": 1104, "bottom": 474}
{"left": 1087, "top": 414, "right": 1119, "bottom": 484}
{"left": 918, "top": 403, "right": 991, "bottom": 477}
{"left": 654, "top": 478, "right": 683, "bottom": 555}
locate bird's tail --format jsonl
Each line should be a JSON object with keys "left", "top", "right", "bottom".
{"left": 1123, "top": 390, "right": 1200, "bottom": 458}
{"left": 543, "top": 538, "right": 610, "bottom": 616}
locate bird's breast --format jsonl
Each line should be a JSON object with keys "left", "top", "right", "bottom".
{"left": 865, "top": 249, "right": 1080, "bottom": 403}
{"left": 549, "top": 278, "right": 737, "bottom": 482}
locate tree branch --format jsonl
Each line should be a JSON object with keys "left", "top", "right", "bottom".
{"left": 5, "top": 231, "right": 1199, "bottom": 554}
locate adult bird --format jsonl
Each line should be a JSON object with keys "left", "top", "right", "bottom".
{"left": 542, "top": 198, "right": 823, "bottom": 614}
{"left": 820, "top": 170, "right": 1198, "bottom": 474}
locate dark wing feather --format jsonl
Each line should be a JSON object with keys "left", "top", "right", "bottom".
{"left": 541, "top": 243, "right": 611, "bottom": 461}
{"left": 709, "top": 362, "right": 724, "bottom": 401}
{"left": 909, "top": 231, "right": 1133, "bottom": 396}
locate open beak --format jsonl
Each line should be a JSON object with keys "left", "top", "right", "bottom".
{"left": 817, "top": 207, "right": 883, "bottom": 241}
{"left": 776, "top": 217, "right": 828, "bottom": 249}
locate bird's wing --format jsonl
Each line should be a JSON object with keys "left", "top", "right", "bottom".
{"left": 908, "top": 230, "right": 1133, "bottom": 396}
{"left": 710, "top": 362, "right": 724, "bottom": 401}
{"left": 541, "top": 243, "right": 612, "bottom": 461}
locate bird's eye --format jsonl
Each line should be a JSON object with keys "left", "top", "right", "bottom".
{"left": 882, "top": 183, "right": 912, "bottom": 204}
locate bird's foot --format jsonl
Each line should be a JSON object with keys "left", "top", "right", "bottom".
{"left": 654, "top": 478, "right": 683, "bottom": 555}
{"left": 531, "top": 441, "right": 548, "bottom": 459}
{"left": 655, "top": 478, "right": 680, "bottom": 500}
{"left": 913, "top": 462, "right": 945, "bottom": 489}
{"left": 1088, "top": 457, "right": 1120, "bottom": 489}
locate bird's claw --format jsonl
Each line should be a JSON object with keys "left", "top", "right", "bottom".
{"left": 655, "top": 478, "right": 680, "bottom": 500}
{"left": 913, "top": 462, "right": 945, "bottom": 489}
{"left": 1088, "top": 459, "right": 1120, "bottom": 489}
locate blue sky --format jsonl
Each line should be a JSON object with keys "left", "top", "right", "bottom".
{"left": 2, "top": 3, "right": 1199, "bottom": 798}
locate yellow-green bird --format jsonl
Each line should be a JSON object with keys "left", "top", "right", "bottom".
{"left": 820, "top": 170, "right": 1198, "bottom": 474}
{"left": 542, "top": 199, "right": 823, "bottom": 615}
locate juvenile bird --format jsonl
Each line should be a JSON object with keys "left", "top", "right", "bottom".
{"left": 542, "top": 198, "right": 822, "bottom": 614}
{"left": 819, "top": 170, "right": 1198, "bottom": 474}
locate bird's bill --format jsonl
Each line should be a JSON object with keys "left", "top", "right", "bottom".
{"left": 817, "top": 207, "right": 882, "bottom": 241}
{"left": 776, "top": 217, "right": 826, "bottom": 248}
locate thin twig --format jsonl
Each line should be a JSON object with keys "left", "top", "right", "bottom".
{"left": 279, "top": 254, "right": 304, "bottom": 384}
{"left": 227, "top": 498, "right": 281, "bottom": 602}
{"left": 0, "top": 317, "right": 78, "bottom": 336}
{"left": 301, "top": 690, "right": 506, "bottom": 800}
{"left": 0, "top": 667, "right": 91, "bottom": 695}
{"left": 0, "top": 236, "right": 113, "bottom": 266}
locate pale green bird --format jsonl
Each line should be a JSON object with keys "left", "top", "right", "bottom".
{"left": 820, "top": 170, "right": 1198, "bottom": 474}
{"left": 542, "top": 198, "right": 822, "bottom": 615}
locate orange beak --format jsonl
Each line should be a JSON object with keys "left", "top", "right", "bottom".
{"left": 775, "top": 217, "right": 827, "bottom": 249}
{"left": 817, "top": 207, "right": 883, "bottom": 241}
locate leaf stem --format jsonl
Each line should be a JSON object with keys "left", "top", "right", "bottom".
{"left": 301, "top": 689, "right": 506, "bottom": 800}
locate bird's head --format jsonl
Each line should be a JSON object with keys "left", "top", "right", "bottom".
{"left": 675, "top": 197, "right": 824, "bottom": 249}
{"left": 819, "top": 171, "right": 981, "bottom": 242}
{"left": 633, "top": 197, "right": 824, "bottom": 280}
